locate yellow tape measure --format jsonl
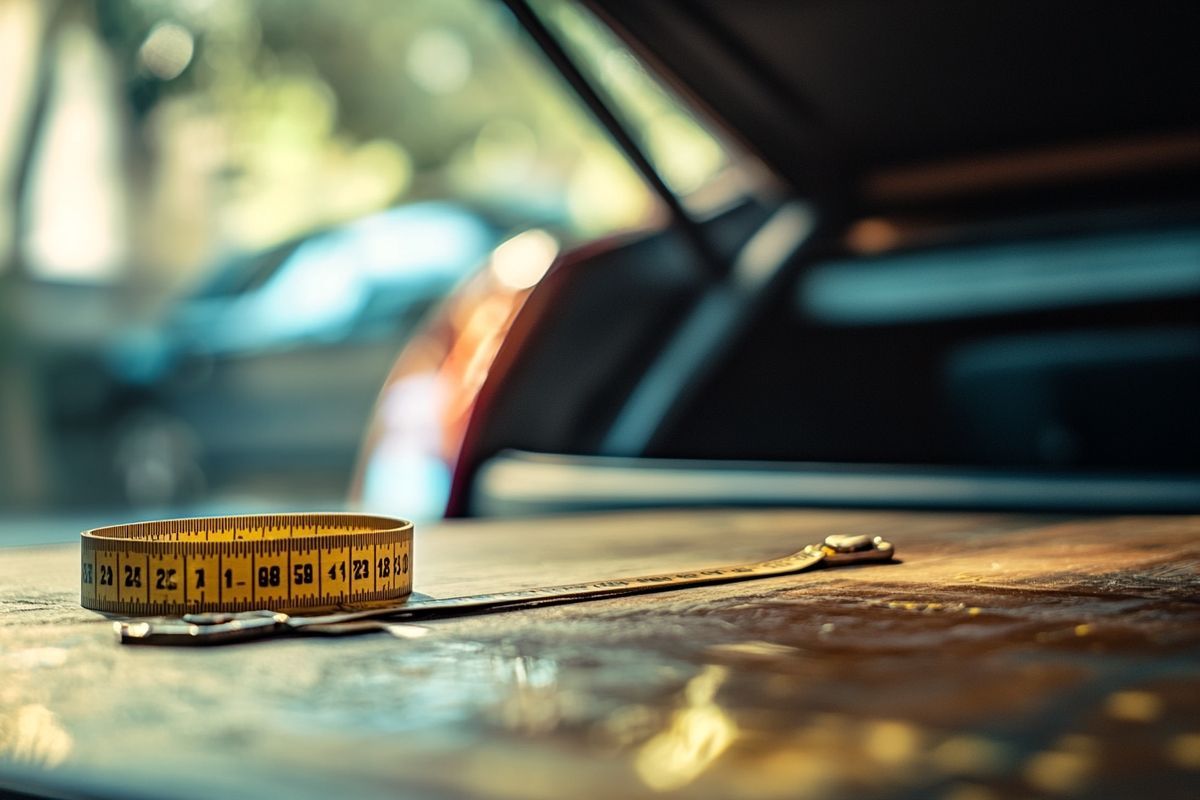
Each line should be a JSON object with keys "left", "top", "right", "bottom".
{"left": 80, "top": 513, "right": 412, "bottom": 616}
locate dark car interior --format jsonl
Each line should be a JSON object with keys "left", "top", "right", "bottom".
{"left": 451, "top": 0, "right": 1200, "bottom": 516}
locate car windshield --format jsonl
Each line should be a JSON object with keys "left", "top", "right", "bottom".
{"left": 186, "top": 241, "right": 300, "bottom": 301}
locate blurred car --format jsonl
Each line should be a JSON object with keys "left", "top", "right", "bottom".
{"left": 106, "top": 201, "right": 499, "bottom": 505}
{"left": 354, "top": 0, "right": 1200, "bottom": 520}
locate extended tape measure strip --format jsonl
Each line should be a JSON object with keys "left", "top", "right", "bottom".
{"left": 81, "top": 514, "right": 413, "bottom": 615}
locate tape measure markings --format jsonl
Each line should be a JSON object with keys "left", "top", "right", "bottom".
{"left": 81, "top": 514, "right": 412, "bottom": 616}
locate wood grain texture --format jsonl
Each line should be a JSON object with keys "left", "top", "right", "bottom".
{"left": 1, "top": 509, "right": 1199, "bottom": 799}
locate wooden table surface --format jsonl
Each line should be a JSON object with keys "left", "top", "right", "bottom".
{"left": 1, "top": 509, "right": 1199, "bottom": 799}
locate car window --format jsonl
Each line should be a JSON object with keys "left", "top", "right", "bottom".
{"left": 658, "top": 221, "right": 1200, "bottom": 473}
{"left": 187, "top": 242, "right": 300, "bottom": 300}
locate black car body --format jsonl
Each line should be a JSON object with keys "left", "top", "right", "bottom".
{"left": 354, "top": 0, "right": 1200, "bottom": 519}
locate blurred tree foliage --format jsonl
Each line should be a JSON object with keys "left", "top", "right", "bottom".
{"left": 81, "top": 0, "right": 649, "bottom": 267}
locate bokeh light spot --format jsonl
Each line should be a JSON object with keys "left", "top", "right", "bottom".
{"left": 138, "top": 22, "right": 195, "bottom": 81}
{"left": 407, "top": 28, "right": 472, "bottom": 95}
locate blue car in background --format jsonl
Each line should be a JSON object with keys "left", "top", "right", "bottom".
{"left": 106, "top": 202, "right": 498, "bottom": 505}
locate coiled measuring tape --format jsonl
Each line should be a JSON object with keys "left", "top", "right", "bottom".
{"left": 80, "top": 513, "right": 412, "bottom": 616}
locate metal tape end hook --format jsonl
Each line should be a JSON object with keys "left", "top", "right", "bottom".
{"left": 820, "top": 533, "right": 895, "bottom": 564}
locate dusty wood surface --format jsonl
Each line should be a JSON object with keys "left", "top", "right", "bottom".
{"left": 1, "top": 509, "right": 1199, "bottom": 799}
